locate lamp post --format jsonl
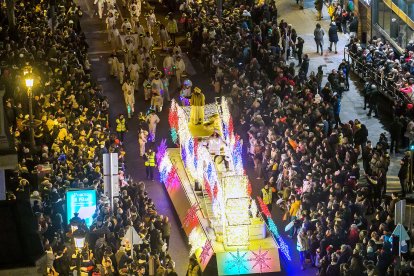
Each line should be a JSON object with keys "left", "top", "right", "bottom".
{"left": 23, "top": 66, "right": 35, "bottom": 150}
{"left": 73, "top": 229, "right": 86, "bottom": 276}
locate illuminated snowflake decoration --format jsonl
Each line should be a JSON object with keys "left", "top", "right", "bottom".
{"left": 225, "top": 249, "right": 249, "bottom": 274}
{"left": 199, "top": 240, "right": 213, "bottom": 264}
{"left": 249, "top": 247, "right": 271, "bottom": 272}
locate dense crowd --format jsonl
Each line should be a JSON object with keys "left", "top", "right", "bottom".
{"left": 0, "top": 0, "right": 176, "bottom": 275}
{"left": 347, "top": 37, "right": 414, "bottom": 110}
{"left": 178, "top": 1, "right": 414, "bottom": 275}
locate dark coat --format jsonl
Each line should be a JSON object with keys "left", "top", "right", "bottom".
{"left": 328, "top": 25, "right": 339, "bottom": 43}
{"left": 349, "top": 18, "right": 359, "bottom": 32}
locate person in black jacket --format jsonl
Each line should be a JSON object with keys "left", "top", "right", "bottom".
{"left": 53, "top": 247, "right": 70, "bottom": 276}
{"left": 398, "top": 153, "right": 410, "bottom": 197}
{"left": 300, "top": 54, "right": 310, "bottom": 77}
{"left": 390, "top": 117, "right": 403, "bottom": 153}
{"left": 349, "top": 15, "right": 358, "bottom": 37}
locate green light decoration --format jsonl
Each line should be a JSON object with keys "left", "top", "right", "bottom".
{"left": 225, "top": 249, "right": 249, "bottom": 274}
{"left": 248, "top": 247, "right": 271, "bottom": 273}
{"left": 171, "top": 128, "right": 178, "bottom": 144}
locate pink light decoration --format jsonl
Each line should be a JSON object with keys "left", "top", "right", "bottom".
{"left": 199, "top": 240, "right": 213, "bottom": 265}
{"left": 194, "top": 138, "right": 198, "bottom": 157}
{"left": 248, "top": 247, "right": 271, "bottom": 272}
{"left": 256, "top": 196, "right": 271, "bottom": 218}
{"left": 166, "top": 166, "right": 180, "bottom": 191}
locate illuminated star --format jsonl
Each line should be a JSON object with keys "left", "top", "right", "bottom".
{"left": 199, "top": 240, "right": 212, "bottom": 264}
{"left": 226, "top": 249, "right": 248, "bottom": 274}
{"left": 249, "top": 247, "right": 271, "bottom": 272}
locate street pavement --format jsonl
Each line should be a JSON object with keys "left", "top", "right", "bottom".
{"left": 78, "top": 0, "right": 409, "bottom": 275}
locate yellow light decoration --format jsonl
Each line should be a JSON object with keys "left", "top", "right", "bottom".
{"left": 225, "top": 198, "right": 250, "bottom": 226}
{"left": 226, "top": 225, "right": 249, "bottom": 246}
{"left": 222, "top": 175, "right": 248, "bottom": 199}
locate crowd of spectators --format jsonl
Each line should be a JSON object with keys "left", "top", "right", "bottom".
{"left": 180, "top": 1, "right": 414, "bottom": 275}
{"left": 347, "top": 36, "right": 414, "bottom": 111}
{"left": 0, "top": 0, "right": 176, "bottom": 275}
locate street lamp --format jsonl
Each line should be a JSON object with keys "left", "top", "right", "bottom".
{"left": 23, "top": 66, "right": 36, "bottom": 150}
{"left": 73, "top": 229, "right": 86, "bottom": 250}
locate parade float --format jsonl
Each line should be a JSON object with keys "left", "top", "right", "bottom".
{"left": 157, "top": 93, "right": 290, "bottom": 275}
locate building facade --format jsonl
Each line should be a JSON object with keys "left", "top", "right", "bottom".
{"left": 372, "top": 0, "right": 414, "bottom": 52}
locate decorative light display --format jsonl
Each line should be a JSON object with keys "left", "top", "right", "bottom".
{"left": 156, "top": 139, "right": 168, "bottom": 165}
{"left": 188, "top": 226, "right": 206, "bottom": 256}
{"left": 232, "top": 137, "right": 243, "bottom": 175}
{"left": 199, "top": 240, "right": 213, "bottom": 265}
{"left": 256, "top": 196, "right": 271, "bottom": 218}
{"left": 226, "top": 225, "right": 249, "bottom": 246}
{"left": 223, "top": 175, "right": 248, "bottom": 199}
{"left": 247, "top": 181, "right": 252, "bottom": 196}
{"left": 166, "top": 97, "right": 282, "bottom": 271}
{"left": 248, "top": 247, "right": 271, "bottom": 273}
{"left": 256, "top": 196, "right": 292, "bottom": 261}
{"left": 171, "top": 128, "right": 178, "bottom": 144}
{"left": 225, "top": 198, "right": 250, "bottom": 225}
{"left": 267, "top": 219, "right": 291, "bottom": 261}
{"left": 166, "top": 166, "right": 180, "bottom": 191}
{"left": 225, "top": 249, "right": 249, "bottom": 274}
{"left": 183, "top": 203, "right": 200, "bottom": 229}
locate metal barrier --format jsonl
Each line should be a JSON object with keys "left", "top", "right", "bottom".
{"left": 344, "top": 47, "right": 413, "bottom": 105}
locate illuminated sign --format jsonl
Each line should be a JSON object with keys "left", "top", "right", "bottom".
{"left": 66, "top": 190, "right": 97, "bottom": 228}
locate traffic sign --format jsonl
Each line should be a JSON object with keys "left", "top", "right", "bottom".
{"left": 392, "top": 224, "right": 410, "bottom": 241}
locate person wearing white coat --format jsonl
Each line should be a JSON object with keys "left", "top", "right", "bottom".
{"left": 94, "top": 0, "right": 106, "bottom": 19}
{"left": 174, "top": 55, "right": 186, "bottom": 86}
{"left": 146, "top": 10, "right": 156, "bottom": 35}
{"left": 138, "top": 129, "right": 148, "bottom": 156}
{"left": 109, "top": 51, "right": 119, "bottom": 77}
{"left": 146, "top": 111, "right": 160, "bottom": 141}
{"left": 122, "top": 80, "right": 135, "bottom": 113}
{"left": 163, "top": 52, "right": 174, "bottom": 77}
{"left": 128, "top": 60, "right": 140, "bottom": 90}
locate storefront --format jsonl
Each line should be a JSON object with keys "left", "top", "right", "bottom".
{"left": 372, "top": 0, "right": 414, "bottom": 52}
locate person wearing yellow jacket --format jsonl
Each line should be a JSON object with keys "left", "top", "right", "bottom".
{"left": 144, "top": 148, "right": 156, "bottom": 180}
{"left": 116, "top": 114, "right": 127, "bottom": 142}
{"left": 288, "top": 195, "right": 302, "bottom": 237}
{"left": 190, "top": 87, "right": 205, "bottom": 125}
{"left": 166, "top": 13, "right": 178, "bottom": 45}
{"left": 261, "top": 183, "right": 273, "bottom": 212}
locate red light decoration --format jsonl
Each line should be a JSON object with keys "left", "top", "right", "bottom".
{"left": 204, "top": 177, "right": 212, "bottom": 199}
{"left": 228, "top": 117, "right": 234, "bottom": 138}
{"left": 256, "top": 196, "right": 271, "bottom": 218}
{"left": 247, "top": 181, "right": 252, "bottom": 196}
{"left": 168, "top": 106, "right": 179, "bottom": 130}
{"left": 183, "top": 203, "right": 199, "bottom": 229}
{"left": 213, "top": 184, "right": 218, "bottom": 199}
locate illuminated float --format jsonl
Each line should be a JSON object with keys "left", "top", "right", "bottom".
{"left": 157, "top": 95, "right": 287, "bottom": 275}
